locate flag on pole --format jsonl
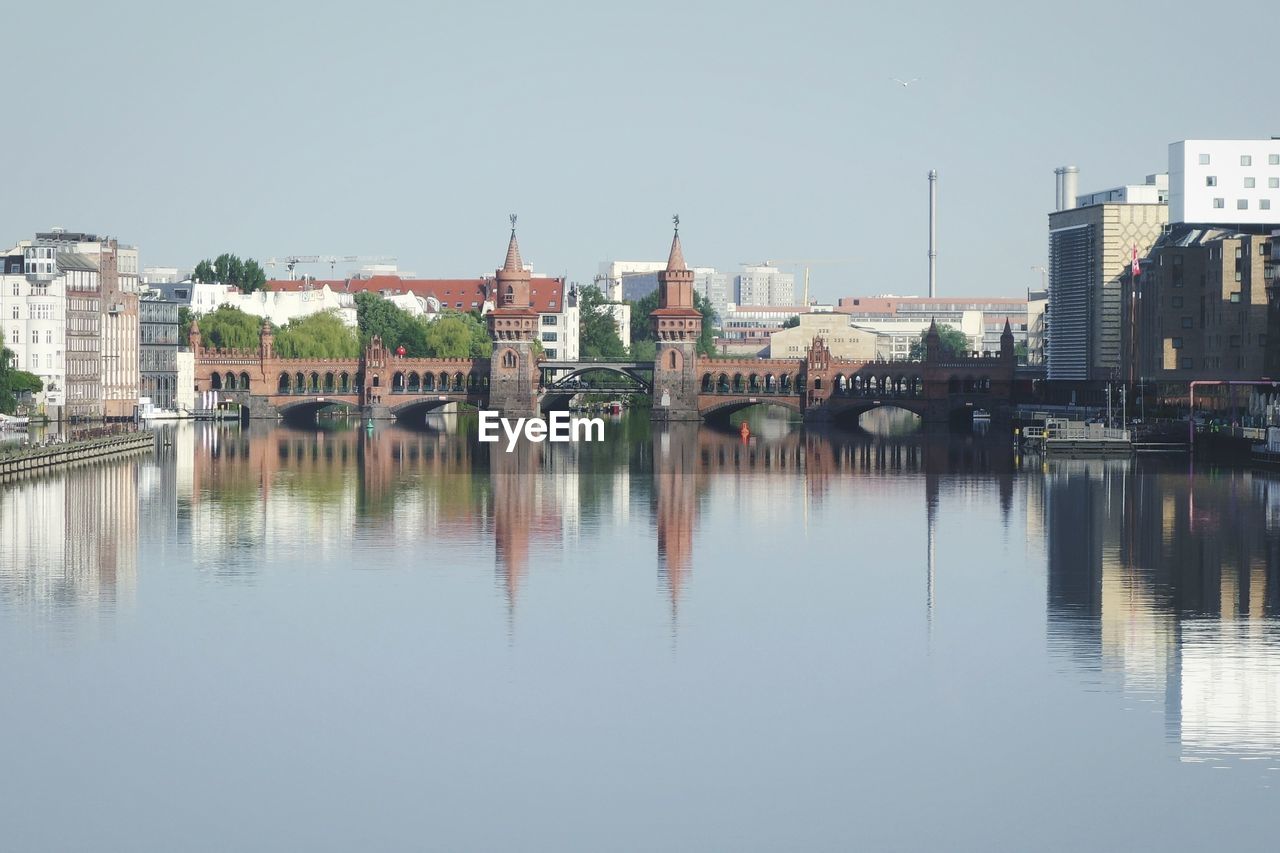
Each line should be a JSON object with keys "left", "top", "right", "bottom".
{"left": 1131, "top": 244, "right": 1140, "bottom": 277}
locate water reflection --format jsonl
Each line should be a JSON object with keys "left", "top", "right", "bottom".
{"left": 3, "top": 416, "right": 1279, "bottom": 768}
{"left": 0, "top": 453, "right": 138, "bottom": 616}
{"left": 1042, "top": 458, "right": 1280, "bottom": 762}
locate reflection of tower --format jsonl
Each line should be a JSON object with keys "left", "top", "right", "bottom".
{"left": 925, "top": 453, "right": 939, "bottom": 634}
{"left": 652, "top": 423, "right": 699, "bottom": 620}
{"left": 650, "top": 220, "right": 702, "bottom": 422}
{"left": 491, "top": 439, "right": 540, "bottom": 621}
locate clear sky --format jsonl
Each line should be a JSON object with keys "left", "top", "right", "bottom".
{"left": 6, "top": 0, "right": 1277, "bottom": 301}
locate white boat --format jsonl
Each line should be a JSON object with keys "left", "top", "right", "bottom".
{"left": 0, "top": 414, "right": 29, "bottom": 429}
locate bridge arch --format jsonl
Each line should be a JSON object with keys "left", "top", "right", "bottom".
{"left": 546, "top": 365, "right": 651, "bottom": 393}
{"left": 700, "top": 397, "right": 804, "bottom": 422}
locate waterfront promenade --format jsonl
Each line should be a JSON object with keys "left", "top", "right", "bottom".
{"left": 0, "top": 430, "right": 155, "bottom": 482}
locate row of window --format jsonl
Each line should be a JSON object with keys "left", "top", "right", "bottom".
{"left": 1172, "top": 334, "right": 1264, "bottom": 350}
{"left": 1199, "top": 153, "right": 1280, "bottom": 166}
{"left": 1205, "top": 176, "right": 1280, "bottom": 188}
{"left": 1211, "top": 198, "right": 1272, "bottom": 210}
{"left": 27, "top": 352, "right": 63, "bottom": 369}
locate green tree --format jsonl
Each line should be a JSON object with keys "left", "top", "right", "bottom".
{"left": 692, "top": 291, "right": 718, "bottom": 357}
{"left": 275, "top": 310, "right": 361, "bottom": 358}
{"left": 909, "top": 324, "right": 970, "bottom": 360}
{"left": 578, "top": 284, "right": 627, "bottom": 359}
{"left": 0, "top": 332, "right": 43, "bottom": 414}
{"left": 629, "top": 338, "right": 656, "bottom": 362}
{"left": 419, "top": 311, "right": 493, "bottom": 358}
{"left": 629, "top": 289, "right": 659, "bottom": 346}
{"left": 241, "top": 258, "right": 267, "bottom": 293}
{"left": 781, "top": 315, "right": 801, "bottom": 329}
{"left": 192, "top": 253, "right": 267, "bottom": 291}
{"left": 1014, "top": 341, "right": 1028, "bottom": 365}
{"left": 198, "top": 305, "right": 262, "bottom": 351}
{"left": 178, "top": 306, "right": 194, "bottom": 345}
{"left": 422, "top": 314, "right": 475, "bottom": 358}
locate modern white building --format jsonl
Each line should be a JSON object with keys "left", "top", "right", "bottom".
{"left": 1170, "top": 139, "right": 1280, "bottom": 225}
{"left": 850, "top": 312, "right": 985, "bottom": 361}
{"left": 225, "top": 286, "right": 358, "bottom": 327}
{"left": 597, "top": 260, "right": 668, "bottom": 302}
{"left": 1, "top": 244, "right": 66, "bottom": 412}
{"left": 737, "top": 265, "right": 796, "bottom": 306}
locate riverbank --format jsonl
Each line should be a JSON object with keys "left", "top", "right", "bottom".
{"left": 0, "top": 431, "right": 156, "bottom": 482}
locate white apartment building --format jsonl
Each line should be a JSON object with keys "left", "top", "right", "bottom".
{"left": 1, "top": 245, "right": 66, "bottom": 411}
{"left": 224, "top": 285, "right": 358, "bottom": 327}
{"left": 598, "top": 260, "right": 668, "bottom": 302}
{"left": 1170, "top": 140, "right": 1280, "bottom": 225}
{"left": 850, "top": 311, "right": 985, "bottom": 361}
{"left": 539, "top": 295, "right": 579, "bottom": 361}
{"left": 737, "top": 265, "right": 795, "bottom": 306}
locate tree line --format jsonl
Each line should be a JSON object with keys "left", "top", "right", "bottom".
{"left": 192, "top": 253, "right": 268, "bottom": 293}
{"left": 190, "top": 296, "right": 494, "bottom": 360}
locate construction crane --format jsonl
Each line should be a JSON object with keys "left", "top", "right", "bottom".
{"left": 264, "top": 255, "right": 398, "bottom": 280}
{"left": 738, "top": 258, "right": 859, "bottom": 306}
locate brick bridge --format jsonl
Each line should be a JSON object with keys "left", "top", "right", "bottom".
{"left": 193, "top": 317, "right": 1019, "bottom": 425}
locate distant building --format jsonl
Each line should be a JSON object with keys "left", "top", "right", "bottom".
{"left": 1126, "top": 227, "right": 1272, "bottom": 386}
{"left": 767, "top": 314, "right": 878, "bottom": 360}
{"left": 176, "top": 350, "right": 195, "bottom": 412}
{"left": 141, "top": 266, "right": 189, "bottom": 285}
{"left": 58, "top": 252, "right": 103, "bottom": 421}
{"left": 1047, "top": 169, "right": 1168, "bottom": 381}
{"left": 849, "top": 313, "right": 985, "bottom": 361}
{"left": 140, "top": 290, "right": 180, "bottom": 410}
{"left": 1169, "top": 140, "right": 1280, "bottom": 226}
{"left": 0, "top": 244, "right": 66, "bottom": 414}
{"left": 227, "top": 285, "right": 358, "bottom": 327}
{"left": 835, "top": 294, "right": 1029, "bottom": 354}
{"left": 269, "top": 274, "right": 581, "bottom": 361}
{"left": 597, "top": 261, "right": 667, "bottom": 302}
{"left": 96, "top": 240, "right": 141, "bottom": 419}
{"left": 1026, "top": 289, "right": 1047, "bottom": 365}
{"left": 718, "top": 304, "right": 813, "bottom": 348}
{"left": 736, "top": 265, "right": 795, "bottom": 306}
{"left": 695, "top": 268, "right": 732, "bottom": 325}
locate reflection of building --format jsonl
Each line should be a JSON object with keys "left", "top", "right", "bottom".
{"left": 0, "top": 457, "right": 138, "bottom": 610}
{"left": 1042, "top": 459, "right": 1280, "bottom": 761}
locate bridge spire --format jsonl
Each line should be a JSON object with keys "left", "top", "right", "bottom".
{"left": 502, "top": 213, "right": 523, "bottom": 273}
{"left": 666, "top": 215, "right": 687, "bottom": 273}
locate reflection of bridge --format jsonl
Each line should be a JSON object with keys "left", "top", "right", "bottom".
{"left": 191, "top": 223, "right": 1024, "bottom": 424}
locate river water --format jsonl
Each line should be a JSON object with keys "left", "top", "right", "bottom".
{"left": 1, "top": 411, "right": 1277, "bottom": 851}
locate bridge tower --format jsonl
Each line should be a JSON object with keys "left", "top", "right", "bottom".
{"left": 487, "top": 218, "right": 540, "bottom": 417}
{"left": 650, "top": 219, "right": 702, "bottom": 421}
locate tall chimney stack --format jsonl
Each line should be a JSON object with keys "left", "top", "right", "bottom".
{"left": 928, "top": 169, "right": 937, "bottom": 298}
{"left": 1062, "top": 166, "right": 1079, "bottom": 210}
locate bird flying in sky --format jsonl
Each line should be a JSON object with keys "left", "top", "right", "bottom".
{"left": 892, "top": 77, "right": 920, "bottom": 87}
